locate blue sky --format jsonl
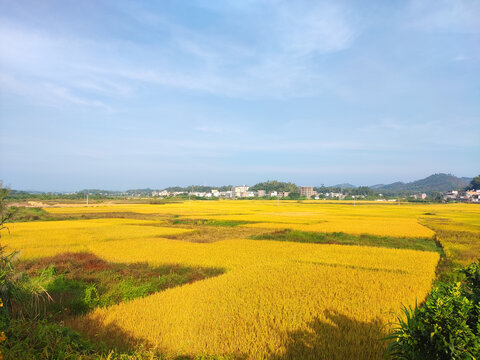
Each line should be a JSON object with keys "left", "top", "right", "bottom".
{"left": 0, "top": 0, "right": 479, "bottom": 191}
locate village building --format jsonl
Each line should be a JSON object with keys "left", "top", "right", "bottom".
{"left": 299, "top": 186, "right": 314, "bottom": 198}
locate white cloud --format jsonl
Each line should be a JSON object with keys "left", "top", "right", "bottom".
{"left": 0, "top": 0, "right": 363, "bottom": 105}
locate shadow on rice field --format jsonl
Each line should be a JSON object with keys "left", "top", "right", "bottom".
{"left": 272, "top": 310, "right": 386, "bottom": 360}
{"left": 70, "top": 310, "right": 387, "bottom": 360}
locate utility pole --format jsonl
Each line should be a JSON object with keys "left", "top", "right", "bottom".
{"left": 86, "top": 193, "right": 89, "bottom": 206}
{"left": 353, "top": 195, "right": 356, "bottom": 207}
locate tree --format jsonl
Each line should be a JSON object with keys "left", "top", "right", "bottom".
{"left": 431, "top": 191, "right": 443, "bottom": 202}
{"left": 250, "top": 180, "right": 298, "bottom": 193}
{"left": 0, "top": 183, "right": 14, "bottom": 234}
{"left": 287, "top": 192, "right": 300, "bottom": 200}
{"left": 467, "top": 175, "right": 480, "bottom": 190}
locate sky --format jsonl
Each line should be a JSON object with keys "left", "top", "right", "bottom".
{"left": 0, "top": 0, "right": 479, "bottom": 191}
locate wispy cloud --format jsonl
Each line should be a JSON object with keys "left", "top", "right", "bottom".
{"left": 0, "top": 1, "right": 363, "bottom": 107}
{"left": 406, "top": 0, "right": 480, "bottom": 33}
{"left": 273, "top": 1, "right": 359, "bottom": 55}
{"left": 0, "top": 73, "right": 109, "bottom": 110}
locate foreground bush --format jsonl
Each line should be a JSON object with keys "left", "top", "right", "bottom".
{"left": 387, "top": 260, "right": 480, "bottom": 359}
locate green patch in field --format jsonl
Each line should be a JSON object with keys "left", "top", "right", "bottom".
{"left": 251, "top": 229, "right": 443, "bottom": 254}
{"left": 7, "top": 206, "right": 73, "bottom": 222}
{"left": 172, "top": 218, "right": 256, "bottom": 227}
{"left": 17, "top": 252, "right": 224, "bottom": 317}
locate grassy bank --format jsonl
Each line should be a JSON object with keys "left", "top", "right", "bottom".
{"left": 251, "top": 229, "right": 443, "bottom": 254}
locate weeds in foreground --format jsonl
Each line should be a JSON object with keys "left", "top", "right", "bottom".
{"left": 386, "top": 260, "right": 480, "bottom": 359}
{"left": 17, "top": 252, "right": 223, "bottom": 317}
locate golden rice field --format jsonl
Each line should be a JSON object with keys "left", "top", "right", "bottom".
{"left": 5, "top": 200, "right": 480, "bottom": 359}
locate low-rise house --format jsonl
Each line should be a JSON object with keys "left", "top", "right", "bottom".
{"left": 326, "top": 192, "right": 345, "bottom": 199}
{"left": 257, "top": 190, "right": 266, "bottom": 197}
{"left": 234, "top": 185, "right": 249, "bottom": 198}
{"left": 465, "top": 190, "right": 480, "bottom": 203}
{"left": 444, "top": 190, "right": 459, "bottom": 200}
{"left": 220, "top": 191, "right": 233, "bottom": 198}
{"left": 412, "top": 193, "right": 427, "bottom": 200}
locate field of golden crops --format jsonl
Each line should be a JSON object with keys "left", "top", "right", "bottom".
{"left": 5, "top": 200, "right": 480, "bottom": 359}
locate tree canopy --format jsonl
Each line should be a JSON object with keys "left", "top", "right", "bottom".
{"left": 467, "top": 175, "right": 480, "bottom": 190}
{"left": 250, "top": 181, "right": 298, "bottom": 193}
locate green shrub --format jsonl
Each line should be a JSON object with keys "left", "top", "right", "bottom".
{"left": 387, "top": 259, "right": 480, "bottom": 359}
{"left": 2, "top": 319, "right": 94, "bottom": 360}
{"left": 83, "top": 284, "right": 100, "bottom": 308}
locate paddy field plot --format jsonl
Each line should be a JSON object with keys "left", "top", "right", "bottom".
{"left": 6, "top": 200, "right": 479, "bottom": 359}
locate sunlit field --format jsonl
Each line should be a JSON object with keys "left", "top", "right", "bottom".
{"left": 5, "top": 200, "right": 480, "bottom": 359}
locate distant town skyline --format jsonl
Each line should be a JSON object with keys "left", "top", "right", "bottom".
{"left": 1, "top": 0, "right": 479, "bottom": 192}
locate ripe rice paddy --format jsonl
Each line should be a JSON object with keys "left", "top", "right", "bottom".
{"left": 5, "top": 200, "right": 480, "bottom": 359}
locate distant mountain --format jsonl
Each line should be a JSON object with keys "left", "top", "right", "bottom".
{"left": 333, "top": 183, "right": 357, "bottom": 189}
{"left": 370, "top": 183, "right": 388, "bottom": 189}
{"left": 371, "top": 173, "right": 472, "bottom": 194}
